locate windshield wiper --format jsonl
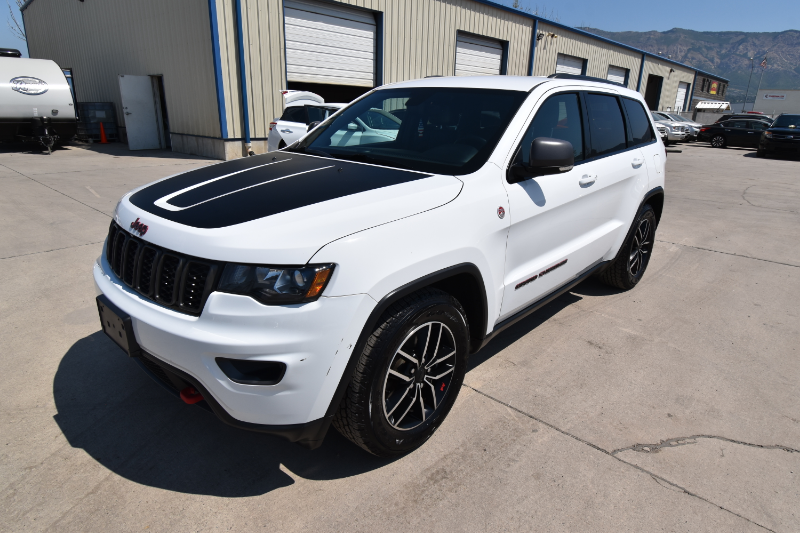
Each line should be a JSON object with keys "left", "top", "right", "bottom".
{"left": 283, "top": 145, "right": 332, "bottom": 158}
{"left": 329, "top": 152, "right": 411, "bottom": 170}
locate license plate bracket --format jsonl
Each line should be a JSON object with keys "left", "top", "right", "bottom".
{"left": 97, "top": 294, "right": 142, "bottom": 357}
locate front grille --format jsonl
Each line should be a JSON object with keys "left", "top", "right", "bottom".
{"left": 105, "top": 221, "right": 220, "bottom": 315}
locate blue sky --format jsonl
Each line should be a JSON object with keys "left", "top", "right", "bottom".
{"left": 2, "top": 0, "right": 799, "bottom": 57}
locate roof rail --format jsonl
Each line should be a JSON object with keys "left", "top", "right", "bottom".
{"left": 547, "top": 73, "right": 624, "bottom": 87}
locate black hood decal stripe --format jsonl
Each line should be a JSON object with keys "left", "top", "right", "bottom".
{"left": 129, "top": 153, "right": 433, "bottom": 229}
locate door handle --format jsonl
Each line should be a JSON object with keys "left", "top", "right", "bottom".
{"left": 280, "top": 129, "right": 293, "bottom": 133}
{"left": 125, "top": 112, "right": 132, "bottom": 115}
{"left": 579, "top": 175, "right": 596, "bottom": 187}
{"left": 631, "top": 157, "right": 644, "bottom": 168}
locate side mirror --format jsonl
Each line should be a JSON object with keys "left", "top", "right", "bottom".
{"left": 307, "top": 121, "right": 321, "bottom": 132}
{"left": 508, "top": 137, "right": 575, "bottom": 184}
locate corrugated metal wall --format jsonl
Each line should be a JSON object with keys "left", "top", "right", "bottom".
{"left": 640, "top": 58, "right": 695, "bottom": 111}
{"left": 534, "top": 23, "right": 641, "bottom": 90}
{"left": 216, "top": 0, "right": 535, "bottom": 139}
{"left": 23, "top": 0, "right": 220, "bottom": 139}
{"left": 215, "top": 0, "right": 286, "bottom": 140}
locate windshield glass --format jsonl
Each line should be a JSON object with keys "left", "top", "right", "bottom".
{"left": 292, "top": 87, "right": 528, "bottom": 175}
{"left": 666, "top": 113, "right": 689, "bottom": 122}
{"left": 772, "top": 115, "right": 800, "bottom": 128}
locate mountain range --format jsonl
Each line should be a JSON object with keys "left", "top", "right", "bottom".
{"left": 578, "top": 28, "right": 800, "bottom": 103}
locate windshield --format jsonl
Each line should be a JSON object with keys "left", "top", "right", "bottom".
{"left": 666, "top": 113, "right": 689, "bottom": 122}
{"left": 292, "top": 87, "right": 529, "bottom": 175}
{"left": 772, "top": 115, "right": 800, "bottom": 129}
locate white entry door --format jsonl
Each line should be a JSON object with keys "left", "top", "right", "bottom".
{"left": 118, "top": 74, "right": 161, "bottom": 150}
{"left": 674, "top": 82, "right": 689, "bottom": 112}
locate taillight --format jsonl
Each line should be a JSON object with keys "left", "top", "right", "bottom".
{"left": 269, "top": 122, "right": 277, "bottom": 132}
{"left": 700, "top": 127, "right": 709, "bottom": 132}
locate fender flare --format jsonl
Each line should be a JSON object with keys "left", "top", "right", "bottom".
{"left": 322, "top": 263, "right": 488, "bottom": 421}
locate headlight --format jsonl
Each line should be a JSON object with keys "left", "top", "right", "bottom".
{"left": 765, "top": 132, "right": 773, "bottom": 138}
{"left": 218, "top": 263, "right": 334, "bottom": 305}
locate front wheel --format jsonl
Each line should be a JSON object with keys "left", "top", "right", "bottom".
{"left": 710, "top": 135, "right": 726, "bottom": 148}
{"left": 756, "top": 148, "right": 766, "bottom": 157}
{"left": 598, "top": 204, "right": 657, "bottom": 291}
{"left": 332, "top": 289, "right": 469, "bottom": 457}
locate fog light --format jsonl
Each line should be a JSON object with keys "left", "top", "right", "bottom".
{"left": 216, "top": 358, "right": 287, "bottom": 386}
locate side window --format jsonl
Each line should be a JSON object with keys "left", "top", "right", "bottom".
{"left": 750, "top": 121, "right": 768, "bottom": 131}
{"left": 622, "top": 98, "right": 654, "bottom": 146}
{"left": 280, "top": 106, "right": 307, "bottom": 123}
{"left": 729, "top": 120, "right": 747, "bottom": 129}
{"left": 514, "top": 92, "right": 584, "bottom": 166}
{"left": 585, "top": 93, "right": 627, "bottom": 158}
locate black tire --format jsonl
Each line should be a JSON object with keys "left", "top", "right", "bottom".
{"left": 598, "top": 204, "right": 657, "bottom": 291}
{"left": 756, "top": 148, "right": 766, "bottom": 158}
{"left": 332, "top": 288, "right": 469, "bottom": 457}
{"left": 710, "top": 135, "right": 726, "bottom": 148}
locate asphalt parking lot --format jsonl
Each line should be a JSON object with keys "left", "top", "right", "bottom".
{"left": 1, "top": 141, "right": 798, "bottom": 532}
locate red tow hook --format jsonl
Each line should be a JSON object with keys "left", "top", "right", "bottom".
{"left": 180, "top": 386, "right": 204, "bottom": 405}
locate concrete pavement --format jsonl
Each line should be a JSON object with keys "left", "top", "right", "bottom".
{"left": 0, "top": 142, "right": 797, "bottom": 532}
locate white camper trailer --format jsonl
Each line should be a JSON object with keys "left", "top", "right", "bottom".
{"left": 0, "top": 50, "right": 77, "bottom": 153}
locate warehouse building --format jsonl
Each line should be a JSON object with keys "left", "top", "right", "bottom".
{"left": 753, "top": 89, "right": 800, "bottom": 115}
{"left": 22, "top": 0, "right": 728, "bottom": 160}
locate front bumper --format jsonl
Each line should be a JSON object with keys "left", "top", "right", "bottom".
{"left": 94, "top": 252, "right": 375, "bottom": 445}
{"left": 760, "top": 139, "right": 800, "bottom": 154}
{"left": 666, "top": 131, "right": 686, "bottom": 141}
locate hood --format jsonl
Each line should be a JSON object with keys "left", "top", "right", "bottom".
{"left": 116, "top": 152, "right": 463, "bottom": 264}
{"left": 767, "top": 127, "right": 799, "bottom": 134}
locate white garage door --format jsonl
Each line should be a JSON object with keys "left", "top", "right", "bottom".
{"left": 674, "top": 81, "right": 690, "bottom": 112}
{"left": 455, "top": 34, "right": 503, "bottom": 76}
{"left": 555, "top": 53, "right": 585, "bottom": 75}
{"left": 607, "top": 65, "right": 628, "bottom": 85}
{"left": 284, "top": 0, "right": 375, "bottom": 87}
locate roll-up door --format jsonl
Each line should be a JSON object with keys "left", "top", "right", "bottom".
{"left": 607, "top": 65, "right": 628, "bottom": 85}
{"left": 455, "top": 34, "right": 503, "bottom": 76}
{"left": 674, "top": 82, "right": 689, "bottom": 111}
{"left": 284, "top": 0, "right": 375, "bottom": 87}
{"left": 555, "top": 53, "right": 585, "bottom": 75}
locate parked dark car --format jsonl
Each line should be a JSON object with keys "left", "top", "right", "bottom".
{"left": 714, "top": 114, "right": 773, "bottom": 124}
{"left": 757, "top": 114, "right": 800, "bottom": 157}
{"left": 698, "top": 119, "right": 771, "bottom": 148}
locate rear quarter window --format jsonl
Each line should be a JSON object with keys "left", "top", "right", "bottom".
{"left": 280, "top": 106, "right": 307, "bottom": 123}
{"left": 621, "top": 98, "right": 654, "bottom": 146}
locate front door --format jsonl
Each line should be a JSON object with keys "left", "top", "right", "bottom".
{"left": 499, "top": 92, "right": 599, "bottom": 320}
{"left": 745, "top": 120, "right": 769, "bottom": 147}
{"left": 118, "top": 75, "right": 161, "bottom": 150}
{"left": 723, "top": 120, "right": 749, "bottom": 147}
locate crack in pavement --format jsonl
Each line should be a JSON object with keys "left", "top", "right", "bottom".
{"left": 463, "top": 384, "right": 776, "bottom": 532}
{"left": 656, "top": 239, "right": 800, "bottom": 268}
{"left": 1, "top": 241, "right": 104, "bottom": 260}
{"left": 0, "top": 163, "right": 113, "bottom": 218}
{"left": 740, "top": 185, "right": 798, "bottom": 213}
{"left": 611, "top": 435, "right": 800, "bottom": 455}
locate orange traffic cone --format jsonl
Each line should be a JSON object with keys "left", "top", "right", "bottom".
{"left": 99, "top": 122, "right": 109, "bottom": 144}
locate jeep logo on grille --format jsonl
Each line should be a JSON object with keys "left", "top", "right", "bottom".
{"left": 130, "top": 218, "right": 149, "bottom": 236}
{"left": 10, "top": 76, "right": 49, "bottom": 95}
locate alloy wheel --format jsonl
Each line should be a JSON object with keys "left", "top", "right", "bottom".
{"left": 382, "top": 321, "right": 457, "bottom": 431}
{"left": 628, "top": 217, "right": 652, "bottom": 277}
{"left": 711, "top": 135, "right": 725, "bottom": 148}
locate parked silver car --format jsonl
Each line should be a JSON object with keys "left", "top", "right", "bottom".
{"left": 653, "top": 111, "right": 702, "bottom": 141}
{"left": 268, "top": 91, "right": 345, "bottom": 152}
{"left": 650, "top": 112, "right": 687, "bottom": 145}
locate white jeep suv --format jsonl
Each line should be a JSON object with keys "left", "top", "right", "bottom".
{"left": 95, "top": 75, "right": 665, "bottom": 457}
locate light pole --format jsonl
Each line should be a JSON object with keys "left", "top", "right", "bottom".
{"left": 742, "top": 57, "right": 754, "bottom": 112}
{"left": 754, "top": 56, "right": 767, "bottom": 113}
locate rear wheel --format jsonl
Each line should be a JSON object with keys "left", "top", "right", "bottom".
{"left": 332, "top": 289, "right": 469, "bottom": 457}
{"left": 710, "top": 135, "right": 726, "bottom": 148}
{"left": 598, "top": 204, "right": 656, "bottom": 291}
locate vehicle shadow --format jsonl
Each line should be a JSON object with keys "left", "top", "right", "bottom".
{"left": 467, "top": 289, "right": 584, "bottom": 372}
{"left": 52, "top": 331, "right": 394, "bottom": 498}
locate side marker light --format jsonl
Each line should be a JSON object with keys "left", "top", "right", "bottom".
{"left": 305, "top": 268, "right": 332, "bottom": 299}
